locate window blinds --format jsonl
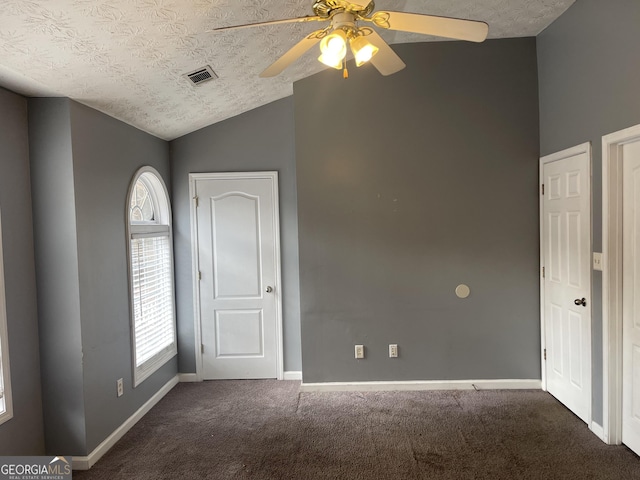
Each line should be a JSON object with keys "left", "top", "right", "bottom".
{"left": 130, "top": 235, "right": 175, "bottom": 367}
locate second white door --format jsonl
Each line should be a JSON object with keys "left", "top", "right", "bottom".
{"left": 541, "top": 144, "right": 591, "bottom": 424}
{"left": 191, "top": 172, "right": 281, "bottom": 380}
{"left": 622, "top": 141, "right": 640, "bottom": 455}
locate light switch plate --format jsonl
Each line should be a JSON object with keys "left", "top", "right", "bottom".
{"left": 593, "top": 252, "right": 603, "bottom": 271}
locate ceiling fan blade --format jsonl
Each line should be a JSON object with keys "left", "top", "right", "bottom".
{"left": 373, "top": 11, "right": 489, "bottom": 43}
{"left": 366, "top": 29, "right": 406, "bottom": 76}
{"left": 211, "top": 16, "right": 324, "bottom": 32}
{"left": 260, "top": 30, "right": 325, "bottom": 78}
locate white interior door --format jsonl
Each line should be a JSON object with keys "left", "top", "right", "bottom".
{"left": 191, "top": 172, "right": 282, "bottom": 380}
{"left": 541, "top": 145, "right": 591, "bottom": 424}
{"left": 622, "top": 141, "right": 640, "bottom": 455}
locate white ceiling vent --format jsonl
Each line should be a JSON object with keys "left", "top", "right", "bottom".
{"left": 184, "top": 66, "right": 218, "bottom": 86}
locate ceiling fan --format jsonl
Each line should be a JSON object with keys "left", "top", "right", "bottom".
{"left": 212, "top": 0, "right": 489, "bottom": 78}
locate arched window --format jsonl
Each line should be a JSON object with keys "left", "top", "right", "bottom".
{"left": 127, "top": 167, "right": 176, "bottom": 386}
{"left": 0, "top": 209, "right": 13, "bottom": 425}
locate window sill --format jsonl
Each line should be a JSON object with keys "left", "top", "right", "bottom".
{"left": 0, "top": 408, "right": 13, "bottom": 427}
{"left": 133, "top": 345, "right": 177, "bottom": 387}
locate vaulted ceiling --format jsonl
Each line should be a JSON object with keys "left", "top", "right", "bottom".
{"left": 0, "top": 1, "right": 574, "bottom": 140}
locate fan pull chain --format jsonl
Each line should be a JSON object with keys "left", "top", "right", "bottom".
{"left": 343, "top": 59, "right": 348, "bottom": 79}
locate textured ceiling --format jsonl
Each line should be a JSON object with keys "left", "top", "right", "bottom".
{"left": 0, "top": 0, "right": 574, "bottom": 140}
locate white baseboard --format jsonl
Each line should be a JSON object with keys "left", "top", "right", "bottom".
{"left": 181, "top": 371, "right": 298, "bottom": 382}
{"left": 300, "top": 379, "right": 542, "bottom": 392}
{"left": 283, "top": 371, "right": 302, "bottom": 381}
{"left": 72, "top": 375, "right": 179, "bottom": 470}
{"left": 590, "top": 421, "right": 605, "bottom": 442}
{"left": 178, "top": 373, "right": 199, "bottom": 383}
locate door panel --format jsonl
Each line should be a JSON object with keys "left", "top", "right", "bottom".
{"left": 211, "top": 193, "right": 261, "bottom": 298}
{"left": 193, "top": 174, "right": 280, "bottom": 380}
{"left": 551, "top": 303, "right": 563, "bottom": 376}
{"left": 542, "top": 147, "right": 591, "bottom": 424}
{"left": 215, "top": 310, "right": 264, "bottom": 357}
{"left": 568, "top": 310, "right": 583, "bottom": 388}
{"left": 622, "top": 141, "right": 640, "bottom": 454}
{"left": 567, "top": 212, "right": 582, "bottom": 288}
{"left": 549, "top": 213, "right": 562, "bottom": 282}
{"left": 633, "top": 346, "right": 640, "bottom": 422}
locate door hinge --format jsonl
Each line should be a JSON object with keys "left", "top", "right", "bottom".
{"left": 541, "top": 184, "right": 545, "bottom": 195}
{"left": 194, "top": 195, "right": 199, "bottom": 207}
{"left": 542, "top": 266, "right": 545, "bottom": 278}
{"left": 201, "top": 344, "right": 204, "bottom": 354}
{"left": 544, "top": 348, "right": 547, "bottom": 361}
{"left": 198, "top": 271, "right": 202, "bottom": 281}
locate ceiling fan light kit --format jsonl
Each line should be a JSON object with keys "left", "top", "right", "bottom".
{"left": 318, "top": 29, "right": 348, "bottom": 69}
{"left": 212, "top": 1, "right": 489, "bottom": 78}
{"left": 317, "top": 25, "right": 380, "bottom": 71}
{"left": 350, "top": 35, "right": 379, "bottom": 67}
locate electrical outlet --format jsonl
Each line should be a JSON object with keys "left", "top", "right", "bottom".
{"left": 355, "top": 345, "right": 364, "bottom": 359}
{"left": 389, "top": 344, "right": 398, "bottom": 358}
{"left": 117, "top": 378, "right": 124, "bottom": 397}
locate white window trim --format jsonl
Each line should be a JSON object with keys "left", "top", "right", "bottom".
{"left": 126, "top": 166, "right": 177, "bottom": 387}
{"left": 0, "top": 209, "right": 13, "bottom": 425}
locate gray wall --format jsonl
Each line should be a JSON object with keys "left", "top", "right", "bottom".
{"left": 537, "top": 0, "right": 640, "bottom": 427}
{"left": 29, "top": 98, "right": 86, "bottom": 454}
{"left": 0, "top": 88, "right": 45, "bottom": 454}
{"left": 29, "top": 98, "right": 176, "bottom": 455}
{"left": 70, "top": 102, "right": 176, "bottom": 453}
{"left": 170, "top": 97, "right": 302, "bottom": 373}
{"left": 294, "top": 39, "right": 541, "bottom": 383}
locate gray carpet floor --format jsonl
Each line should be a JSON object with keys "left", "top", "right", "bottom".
{"left": 74, "top": 381, "right": 640, "bottom": 479}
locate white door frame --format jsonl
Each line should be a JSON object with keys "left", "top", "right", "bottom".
{"left": 188, "top": 171, "right": 284, "bottom": 381}
{"left": 539, "top": 142, "right": 593, "bottom": 422}
{"left": 602, "top": 124, "right": 640, "bottom": 445}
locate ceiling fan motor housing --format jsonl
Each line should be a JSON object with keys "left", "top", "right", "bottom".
{"left": 331, "top": 12, "right": 357, "bottom": 32}
{"left": 313, "top": 0, "right": 375, "bottom": 19}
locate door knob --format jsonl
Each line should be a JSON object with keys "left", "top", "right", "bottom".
{"left": 574, "top": 298, "right": 587, "bottom": 307}
{"left": 266, "top": 286, "right": 273, "bottom": 293}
